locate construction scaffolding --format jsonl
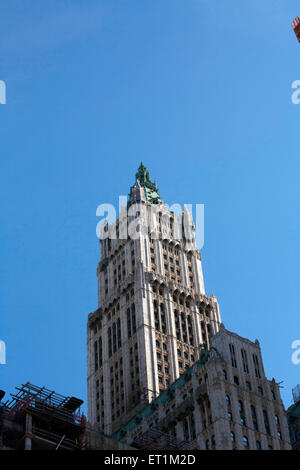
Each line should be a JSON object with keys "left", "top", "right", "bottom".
{"left": 132, "top": 427, "right": 194, "bottom": 451}
{"left": 0, "top": 382, "right": 86, "bottom": 450}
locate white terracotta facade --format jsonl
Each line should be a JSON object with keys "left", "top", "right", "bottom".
{"left": 87, "top": 166, "right": 291, "bottom": 450}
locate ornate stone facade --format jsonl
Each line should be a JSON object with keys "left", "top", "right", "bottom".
{"left": 113, "top": 326, "right": 291, "bottom": 450}
{"left": 87, "top": 164, "right": 291, "bottom": 450}
{"left": 87, "top": 164, "right": 221, "bottom": 435}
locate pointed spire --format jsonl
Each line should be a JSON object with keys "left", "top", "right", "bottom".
{"left": 135, "top": 162, "right": 151, "bottom": 187}
{"left": 129, "top": 163, "right": 163, "bottom": 205}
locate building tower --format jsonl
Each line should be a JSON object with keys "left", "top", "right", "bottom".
{"left": 87, "top": 164, "right": 221, "bottom": 435}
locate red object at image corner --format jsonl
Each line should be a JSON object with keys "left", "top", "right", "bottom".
{"left": 292, "top": 17, "right": 300, "bottom": 42}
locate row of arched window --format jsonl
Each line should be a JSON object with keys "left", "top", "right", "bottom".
{"left": 229, "top": 343, "right": 261, "bottom": 378}
{"left": 174, "top": 309, "right": 194, "bottom": 344}
{"left": 225, "top": 392, "right": 282, "bottom": 445}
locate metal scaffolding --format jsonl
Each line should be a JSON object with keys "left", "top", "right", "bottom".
{"left": 132, "top": 427, "right": 194, "bottom": 450}
{"left": 1, "top": 382, "right": 86, "bottom": 450}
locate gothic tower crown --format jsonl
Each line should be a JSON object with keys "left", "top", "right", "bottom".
{"left": 129, "top": 163, "right": 163, "bottom": 205}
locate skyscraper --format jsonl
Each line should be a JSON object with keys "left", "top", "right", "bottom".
{"left": 87, "top": 164, "right": 221, "bottom": 435}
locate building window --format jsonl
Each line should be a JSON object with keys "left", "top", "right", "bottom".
{"left": 225, "top": 395, "right": 231, "bottom": 405}
{"left": 253, "top": 354, "right": 261, "bottom": 378}
{"left": 131, "top": 304, "right": 136, "bottom": 334}
{"left": 275, "top": 415, "right": 279, "bottom": 425}
{"left": 112, "top": 322, "right": 117, "bottom": 353}
{"left": 246, "top": 381, "right": 251, "bottom": 391}
{"left": 241, "top": 348, "right": 249, "bottom": 373}
{"left": 127, "top": 309, "right": 132, "bottom": 339}
{"left": 234, "top": 376, "right": 239, "bottom": 386}
{"left": 243, "top": 436, "right": 249, "bottom": 447}
{"left": 238, "top": 400, "right": 246, "bottom": 426}
{"left": 94, "top": 341, "right": 98, "bottom": 371}
{"left": 263, "top": 410, "right": 271, "bottom": 435}
{"left": 277, "top": 431, "right": 282, "bottom": 440}
{"left": 108, "top": 327, "right": 112, "bottom": 357}
{"left": 182, "top": 417, "right": 189, "bottom": 441}
{"left": 229, "top": 343, "right": 237, "bottom": 368}
{"left": 230, "top": 431, "right": 235, "bottom": 443}
{"left": 256, "top": 441, "right": 262, "bottom": 450}
{"left": 258, "top": 386, "right": 264, "bottom": 396}
{"left": 251, "top": 405, "right": 259, "bottom": 431}
{"left": 222, "top": 370, "right": 227, "bottom": 380}
{"left": 98, "top": 337, "right": 103, "bottom": 368}
{"left": 228, "top": 412, "right": 232, "bottom": 421}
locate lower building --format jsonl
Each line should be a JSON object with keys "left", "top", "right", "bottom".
{"left": 1, "top": 326, "right": 291, "bottom": 451}
{"left": 112, "top": 325, "right": 291, "bottom": 450}
{"left": 0, "top": 382, "right": 86, "bottom": 450}
{"left": 85, "top": 424, "right": 134, "bottom": 450}
{"left": 287, "top": 385, "right": 300, "bottom": 450}
{"left": 0, "top": 382, "right": 130, "bottom": 451}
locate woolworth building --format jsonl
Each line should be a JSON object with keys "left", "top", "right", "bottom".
{"left": 87, "top": 163, "right": 221, "bottom": 435}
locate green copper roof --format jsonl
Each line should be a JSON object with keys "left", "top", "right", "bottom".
{"left": 129, "top": 163, "right": 163, "bottom": 205}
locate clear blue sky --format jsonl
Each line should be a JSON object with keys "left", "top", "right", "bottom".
{"left": 1, "top": 0, "right": 299, "bottom": 411}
